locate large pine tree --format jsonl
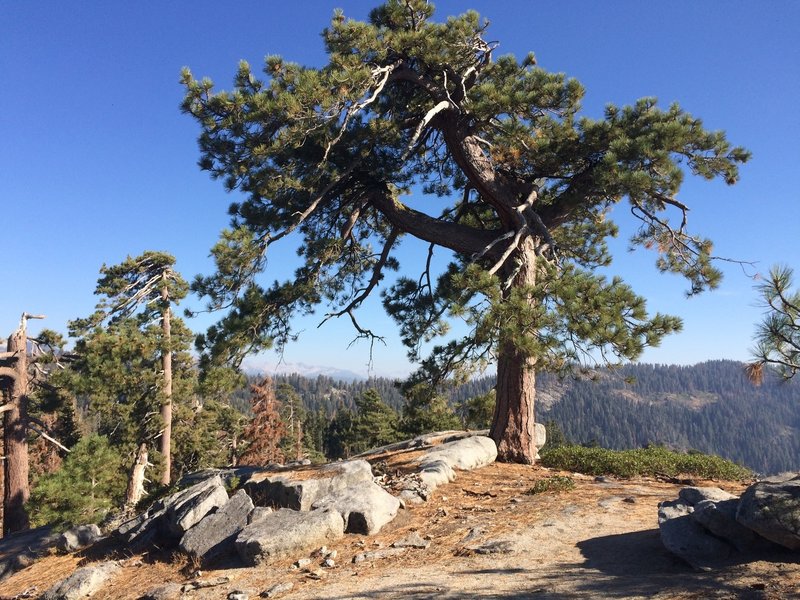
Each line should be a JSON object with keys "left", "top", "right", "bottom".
{"left": 182, "top": 1, "right": 748, "bottom": 463}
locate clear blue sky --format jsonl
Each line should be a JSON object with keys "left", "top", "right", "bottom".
{"left": 3, "top": 1, "right": 799, "bottom": 378}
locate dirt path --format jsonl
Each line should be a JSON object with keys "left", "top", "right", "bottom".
{"left": 2, "top": 464, "right": 799, "bottom": 599}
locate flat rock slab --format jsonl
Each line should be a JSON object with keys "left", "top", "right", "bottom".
{"left": 410, "top": 436, "right": 498, "bottom": 494}
{"left": 41, "top": 560, "right": 120, "bottom": 600}
{"left": 312, "top": 480, "right": 400, "bottom": 535}
{"left": 245, "top": 460, "right": 374, "bottom": 511}
{"left": 737, "top": 475, "right": 800, "bottom": 550}
{"left": 235, "top": 508, "right": 344, "bottom": 566}
{"left": 0, "top": 525, "right": 57, "bottom": 581}
{"left": 180, "top": 488, "right": 254, "bottom": 563}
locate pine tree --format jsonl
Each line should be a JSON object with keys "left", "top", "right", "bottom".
{"left": 748, "top": 265, "right": 800, "bottom": 383}
{"left": 70, "top": 252, "right": 189, "bottom": 484}
{"left": 182, "top": 1, "right": 748, "bottom": 462}
{"left": 0, "top": 316, "right": 68, "bottom": 534}
{"left": 352, "top": 388, "right": 400, "bottom": 453}
{"left": 239, "top": 378, "right": 285, "bottom": 465}
{"left": 401, "top": 383, "right": 461, "bottom": 436}
{"left": 28, "top": 434, "right": 125, "bottom": 529}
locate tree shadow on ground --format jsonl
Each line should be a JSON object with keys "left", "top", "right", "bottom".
{"left": 317, "top": 529, "right": 799, "bottom": 599}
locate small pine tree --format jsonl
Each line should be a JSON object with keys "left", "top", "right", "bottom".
{"left": 238, "top": 378, "right": 285, "bottom": 465}
{"left": 461, "top": 390, "right": 496, "bottom": 430}
{"left": 401, "top": 383, "right": 461, "bottom": 436}
{"left": 28, "top": 435, "right": 126, "bottom": 528}
{"left": 352, "top": 388, "right": 401, "bottom": 454}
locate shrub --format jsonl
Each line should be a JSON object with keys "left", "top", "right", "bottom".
{"left": 527, "top": 475, "right": 575, "bottom": 495}
{"left": 539, "top": 444, "right": 751, "bottom": 480}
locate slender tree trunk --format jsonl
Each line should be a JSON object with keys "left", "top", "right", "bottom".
{"left": 160, "top": 280, "right": 173, "bottom": 486}
{"left": 125, "top": 442, "right": 148, "bottom": 508}
{"left": 3, "top": 330, "right": 30, "bottom": 534}
{"left": 490, "top": 238, "right": 539, "bottom": 464}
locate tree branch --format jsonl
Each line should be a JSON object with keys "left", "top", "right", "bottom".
{"left": 369, "top": 186, "right": 499, "bottom": 256}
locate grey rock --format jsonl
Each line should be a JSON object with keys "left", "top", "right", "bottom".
{"left": 180, "top": 488, "right": 253, "bottom": 563}
{"left": 115, "top": 475, "right": 226, "bottom": 545}
{"left": 41, "top": 560, "right": 121, "bottom": 600}
{"left": 294, "top": 557, "right": 312, "bottom": 568}
{"left": 465, "top": 539, "right": 514, "bottom": 554}
{"left": 57, "top": 524, "right": 102, "bottom": 553}
{"left": 249, "top": 506, "right": 274, "bottom": 524}
{"left": 167, "top": 477, "right": 229, "bottom": 535}
{"left": 419, "top": 436, "right": 497, "bottom": 473}
{"left": 323, "top": 558, "right": 336, "bottom": 568}
{"left": 141, "top": 583, "right": 182, "bottom": 600}
{"left": 679, "top": 486, "right": 736, "bottom": 506}
{"left": 692, "top": 498, "right": 776, "bottom": 553}
{"left": 736, "top": 475, "right": 800, "bottom": 550}
{"left": 391, "top": 531, "right": 430, "bottom": 549}
{"left": 352, "top": 547, "right": 408, "bottom": 563}
{"left": 228, "top": 593, "right": 250, "bottom": 600}
{"left": 236, "top": 508, "right": 344, "bottom": 566}
{"left": 658, "top": 499, "right": 732, "bottom": 570}
{"left": 0, "top": 526, "right": 58, "bottom": 582}
{"left": 245, "top": 460, "right": 374, "bottom": 511}
{"left": 312, "top": 480, "right": 400, "bottom": 535}
{"left": 181, "top": 575, "right": 232, "bottom": 591}
{"left": 261, "top": 582, "right": 294, "bottom": 597}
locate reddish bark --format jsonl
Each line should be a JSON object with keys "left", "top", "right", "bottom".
{"left": 2, "top": 330, "right": 31, "bottom": 534}
{"left": 490, "top": 239, "right": 539, "bottom": 464}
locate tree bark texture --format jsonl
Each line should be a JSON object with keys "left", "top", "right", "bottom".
{"left": 125, "top": 442, "right": 148, "bottom": 508}
{"left": 490, "top": 239, "right": 539, "bottom": 464}
{"left": 159, "top": 280, "right": 173, "bottom": 486}
{"left": 2, "top": 330, "right": 30, "bottom": 534}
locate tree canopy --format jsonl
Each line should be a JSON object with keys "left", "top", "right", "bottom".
{"left": 182, "top": 0, "right": 748, "bottom": 462}
{"left": 748, "top": 265, "right": 800, "bottom": 384}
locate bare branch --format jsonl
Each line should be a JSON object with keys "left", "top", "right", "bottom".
{"left": 27, "top": 422, "right": 71, "bottom": 454}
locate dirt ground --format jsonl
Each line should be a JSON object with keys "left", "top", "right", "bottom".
{"left": 1, "top": 463, "right": 799, "bottom": 600}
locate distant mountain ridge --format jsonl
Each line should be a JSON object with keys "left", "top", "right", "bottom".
{"left": 254, "top": 360, "right": 798, "bottom": 475}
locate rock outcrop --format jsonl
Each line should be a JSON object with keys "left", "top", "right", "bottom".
{"left": 659, "top": 481, "right": 794, "bottom": 568}
{"left": 235, "top": 508, "right": 345, "bottom": 566}
{"left": 736, "top": 474, "right": 800, "bottom": 550}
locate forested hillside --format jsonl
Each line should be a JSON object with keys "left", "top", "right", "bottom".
{"left": 265, "top": 361, "right": 798, "bottom": 475}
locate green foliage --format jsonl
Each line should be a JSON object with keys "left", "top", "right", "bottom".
{"left": 526, "top": 475, "right": 575, "bottom": 495}
{"left": 172, "top": 399, "right": 245, "bottom": 476}
{"left": 749, "top": 265, "right": 800, "bottom": 383}
{"left": 539, "top": 444, "right": 751, "bottom": 480}
{"left": 460, "top": 390, "right": 495, "bottom": 430}
{"left": 401, "top": 383, "right": 461, "bottom": 436}
{"left": 352, "top": 388, "right": 402, "bottom": 454}
{"left": 29, "top": 435, "right": 126, "bottom": 529}
{"left": 183, "top": 0, "right": 748, "bottom": 394}
{"left": 543, "top": 419, "right": 569, "bottom": 449}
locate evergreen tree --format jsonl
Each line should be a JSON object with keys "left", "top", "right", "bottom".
{"left": 28, "top": 434, "right": 125, "bottom": 529}
{"left": 277, "top": 384, "right": 307, "bottom": 461}
{"left": 748, "top": 265, "right": 800, "bottom": 383}
{"left": 352, "top": 388, "right": 401, "bottom": 453}
{"left": 183, "top": 1, "right": 748, "bottom": 463}
{"left": 325, "top": 404, "right": 356, "bottom": 459}
{"left": 0, "top": 316, "right": 68, "bottom": 534}
{"left": 239, "top": 378, "right": 285, "bottom": 465}
{"left": 401, "top": 383, "right": 460, "bottom": 436}
{"left": 71, "top": 251, "right": 189, "bottom": 484}
{"left": 460, "top": 390, "right": 495, "bottom": 430}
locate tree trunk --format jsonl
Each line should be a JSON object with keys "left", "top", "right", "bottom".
{"left": 124, "top": 442, "right": 149, "bottom": 508}
{"left": 3, "top": 330, "right": 30, "bottom": 534}
{"left": 159, "top": 280, "right": 173, "bottom": 486}
{"left": 489, "top": 238, "right": 539, "bottom": 464}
